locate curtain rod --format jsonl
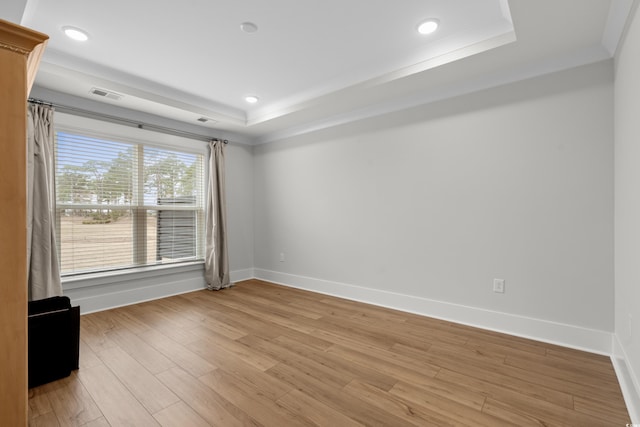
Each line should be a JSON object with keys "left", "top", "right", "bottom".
{"left": 28, "top": 97, "right": 228, "bottom": 144}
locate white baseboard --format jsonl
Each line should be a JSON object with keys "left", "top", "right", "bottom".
{"left": 70, "top": 276, "right": 206, "bottom": 314}
{"left": 68, "top": 267, "right": 252, "bottom": 314}
{"left": 612, "top": 335, "right": 640, "bottom": 423}
{"left": 231, "top": 268, "right": 255, "bottom": 283}
{"left": 253, "top": 268, "right": 613, "bottom": 355}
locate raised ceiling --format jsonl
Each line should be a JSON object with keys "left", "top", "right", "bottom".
{"left": 1, "top": 0, "right": 633, "bottom": 143}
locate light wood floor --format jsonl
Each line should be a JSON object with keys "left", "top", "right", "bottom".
{"left": 28, "top": 279, "right": 630, "bottom": 426}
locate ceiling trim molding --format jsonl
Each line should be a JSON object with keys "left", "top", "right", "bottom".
{"left": 39, "top": 49, "right": 248, "bottom": 122}
{"left": 255, "top": 46, "right": 611, "bottom": 145}
{"left": 30, "top": 85, "right": 257, "bottom": 145}
{"left": 602, "top": 0, "right": 635, "bottom": 56}
{"left": 246, "top": 28, "right": 517, "bottom": 126}
{"left": 37, "top": 61, "right": 248, "bottom": 125}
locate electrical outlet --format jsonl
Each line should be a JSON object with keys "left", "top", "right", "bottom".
{"left": 493, "top": 279, "right": 505, "bottom": 293}
{"left": 280, "top": 253, "right": 285, "bottom": 262}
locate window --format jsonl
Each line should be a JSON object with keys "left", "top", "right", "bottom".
{"left": 54, "top": 114, "right": 206, "bottom": 276}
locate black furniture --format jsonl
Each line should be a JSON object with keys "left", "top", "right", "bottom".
{"left": 28, "top": 296, "right": 80, "bottom": 388}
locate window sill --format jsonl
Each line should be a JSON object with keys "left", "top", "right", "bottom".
{"left": 62, "top": 261, "right": 205, "bottom": 290}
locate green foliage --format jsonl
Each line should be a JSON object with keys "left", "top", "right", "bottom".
{"left": 103, "top": 149, "right": 134, "bottom": 204}
{"left": 143, "top": 152, "right": 198, "bottom": 200}
{"left": 57, "top": 145, "right": 199, "bottom": 219}
{"left": 57, "top": 165, "right": 91, "bottom": 204}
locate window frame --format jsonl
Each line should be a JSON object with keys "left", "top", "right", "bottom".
{"left": 54, "top": 112, "right": 208, "bottom": 280}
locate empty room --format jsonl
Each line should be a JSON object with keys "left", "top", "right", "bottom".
{"left": 1, "top": 0, "right": 639, "bottom": 425}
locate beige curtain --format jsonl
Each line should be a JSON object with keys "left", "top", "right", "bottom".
{"left": 205, "top": 140, "right": 232, "bottom": 290}
{"left": 27, "top": 103, "right": 63, "bottom": 300}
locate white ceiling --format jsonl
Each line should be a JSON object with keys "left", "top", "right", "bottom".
{"left": 1, "top": 0, "right": 633, "bottom": 144}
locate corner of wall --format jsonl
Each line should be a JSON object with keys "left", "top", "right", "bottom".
{"left": 231, "top": 268, "right": 255, "bottom": 283}
{"left": 612, "top": 335, "right": 640, "bottom": 423}
{"left": 613, "top": 0, "right": 640, "bottom": 422}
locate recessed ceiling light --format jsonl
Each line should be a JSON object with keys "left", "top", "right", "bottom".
{"left": 245, "top": 95, "right": 259, "bottom": 104}
{"left": 63, "top": 26, "right": 89, "bottom": 41}
{"left": 417, "top": 19, "right": 439, "bottom": 35}
{"left": 240, "top": 22, "right": 258, "bottom": 33}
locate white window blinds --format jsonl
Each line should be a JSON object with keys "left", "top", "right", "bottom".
{"left": 55, "top": 129, "right": 205, "bottom": 276}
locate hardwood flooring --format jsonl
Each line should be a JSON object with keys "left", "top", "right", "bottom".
{"left": 28, "top": 279, "right": 630, "bottom": 426}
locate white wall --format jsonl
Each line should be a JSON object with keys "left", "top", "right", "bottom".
{"left": 614, "top": 2, "right": 640, "bottom": 421}
{"left": 253, "top": 60, "right": 614, "bottom": 348}
{"left": 225, "top": 141, "right": 254, "bottom": 279}
{"left": 0, "top": 0, "right": 28, "bottom": 23}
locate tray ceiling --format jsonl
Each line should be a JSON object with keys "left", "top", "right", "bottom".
{"left": 1, "top": 0, "right": 633, "bottom": 143}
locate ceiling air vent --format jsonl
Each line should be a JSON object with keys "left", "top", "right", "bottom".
{"left": 90, "top": 87, "right": 123, "bottom": 101}
{"left": 197, "top": 116, "right": 218, "bottom": 125}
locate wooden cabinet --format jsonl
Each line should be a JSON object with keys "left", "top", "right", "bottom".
{"left": 0, "top": 19, "right": 48, "bottom": 426}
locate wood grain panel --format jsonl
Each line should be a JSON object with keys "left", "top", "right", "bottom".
{"left": 155, "top": 367, "right": 247, "bottom": 427}
{"left": 0, "top": 19, "right": 48, "bottom": 427}
{"left": 45, "top": 373, "right": 102, "bottom": 425}
{"left": 137, "top": 328, "right": 217, "bottom": 378}
{"left": 152, "top": 402, "right": 210, "bottom": 427}
{"left": 76, "top": 365, "right": 159, "bottom": 426}
{"left": 27, "top": 412, "right": 60, "bottom": 427}
{"left": 96, "top": 346, "right": 180, "bottom": 414}
{"left": 198, "top": 369, "right": 315, "bottom": 427}
{"left": 275, "top": 389, "right": 364, "bottom": 427}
